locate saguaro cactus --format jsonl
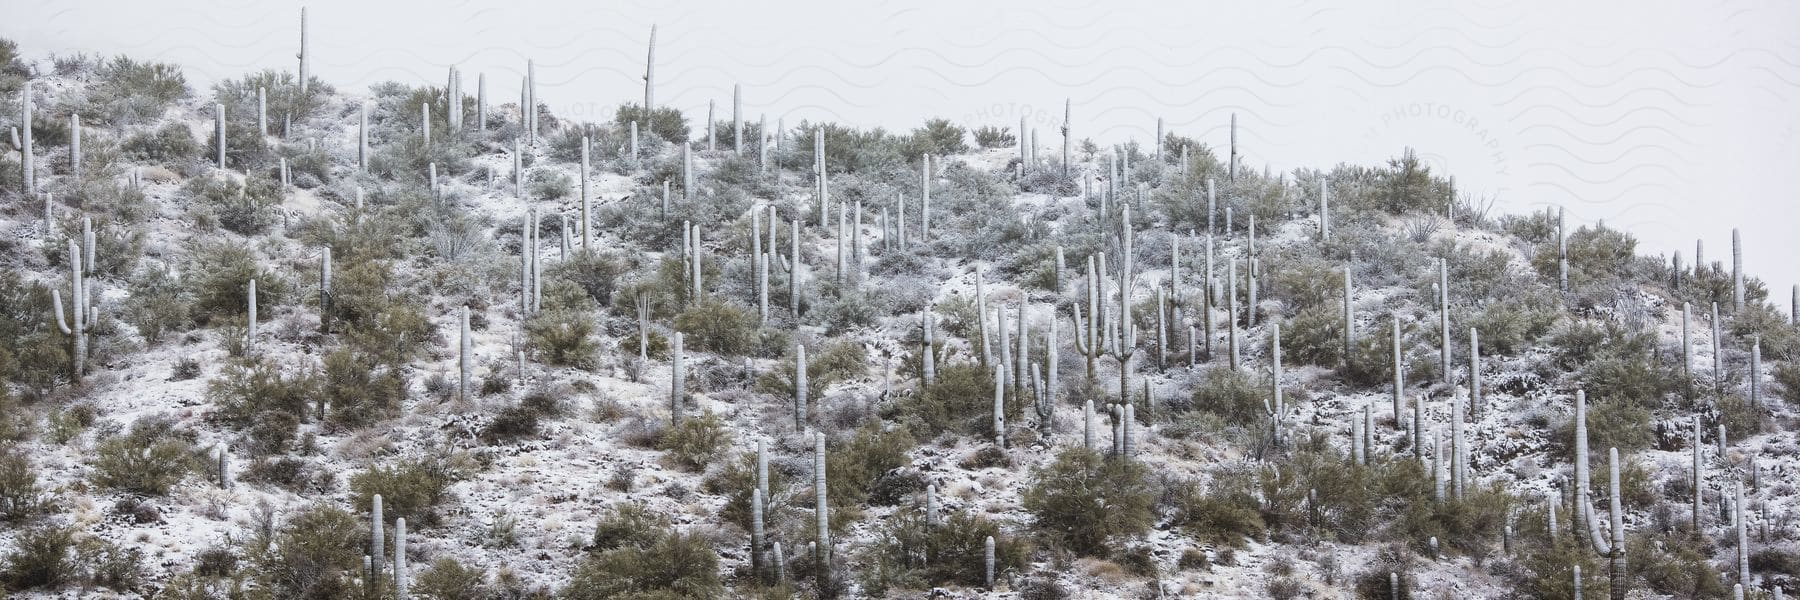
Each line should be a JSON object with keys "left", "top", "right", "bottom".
{"left": 477, "top": 73, "right": 487, "bottom": 132}
{"left": 1687, "top": 416, "right": 1702, "bottom": 530}
{"left": 920, "top": 154, "right": 931, "bottom": 239}
{"left": 751, "top": 486, "right": 765, "bottom": 577}
{"left": 1343, "top": 265, "right": 1354, "bottom": 362}
{"left": 214, "top": 102, "right": 227, "bottom": 169}
{"left": 1575, "top": 390, "right": 1592, "bottom": 545}
{"left": 992, "top": 364, "right": 1006, "bottom": 446}
{"left": 20, "top": 82, "right": 34, "bottom": 194}
{"left": 1072, "top": 256, "right": 1102, "bottom": 380}
{"left": 1732, "top": 229, "right": 1744, "bottom": 311}
{"left": 925, "top": 483, "right": 939, "bottom": 526}
{"left": 1712, "top": 302, "right": 1723, "bottom": 395}
{"left": 1060, "top": 99, "right": 1071, "bottom": 178}
{"left": 370, "top": 494, "right": 385, "bottom": 585}
{"left": 1452, "top": 396, "right": 1465, "bottom": 499}
{"left": 984, "top": 536, "right": 996, "bottom": 590}
{"left": 246, "top": 279, "right": 258, "bottom": 354}
{"left": 814, "top": 433, "right": 830, "bottom": 588}
{"left": 51, "top": 239, "right": 95, "bottom": 380}
{"left": 643, "top": 25, "right": 656, "bottom": 112}
{"left": 1736, "top": 480, "right": 1749, "bottom": 585}
{"left": 671, "top": 332, "right": 685, "bottom": 424}
{"left": 69, "top": 114, "right": 81, "bottom": 180}
{"left": 1319, "top": 179, "right": 1331, "bottom": 240}
{"left": 1439, "top": 259, "right": 1451, "bottom": 385}
{"left": 1228, "top": 113, "right": 1238, "bottom": 181}
{"left": 394, "top": 517, "right": 408, "bottom": 596}
{"left": 1266, "top": 322, "right": 1284, "bottom": 445}
{"left": 456, "top": 305, "right": 471, "bottom": 403}
{"left": 1469, "top": 328, "right": 1483, "bottom": 419}
{"left": 795, "top": 344, "right": 808, "bottom": 428}
{"left": 1392, "top": 317, "right": 1405, "bottom": 425}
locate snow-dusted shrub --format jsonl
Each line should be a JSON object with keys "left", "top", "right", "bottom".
{"left": 2, "top": 525, "right": 75, "bottom": 590}
{"left": 412, "top": 557, "right": 496, "bottom": 600}
{"left": 825, "top": 423, "right": 913, "bottom": 507}
{"left": 901, "top": 118, "right": 968, "bottom": 162}
{"left": 91, "top": 420, "right": 195, "bottom": 495}
{"left": 1389, "top": 482, "right": 1512, "bottom": 560}
{"left": 614, "top": 103, "right": 689, "bottom": 144}
{"left": 251, "top": 504, "right": 363, "bottom": 598}
{"left": 866, "top": 511, "right": 1025, "bottom": 592}
{"left": 81, "top": 55, "right": 186, "bottom": 125}
{"left": 660, "top": 411, "right": 732, "bottom": 472}
{"left": 525, "top": 280, "right": 601, "bottom": 370}
{"left": 320, "top": 348, "right": 405, "bottom": 429}
{"left": 565, "top": 521, "right": 721, "bottom": 599}
{"left": 971, "top": 125, "right": 1014, "bottom": 149}
{"left": 350, "top": 456, "right": 463, "bottom": 528}
{"left": 206, "top": 357, "right": 319, "bottom": 427}
{"left": 1177, "top": 367, "right": 1268, "bottom": 428}
{"left": 184, "top": 174, "right": 282, "bottom": 235}
{"left": 756, "top": 340, "right": 865, "bottom": 402}
{"left": 0, "top": 447, "right": 47, "bottom": 521}
{"left": 1022, "top": 447, "right": 1155, "bottom": 557}
{"left": 1166, "top": 473, "right": 1264, "bottom": 547}
{"left": 1468, "top": 296, "right": 1560, "bottom": 355}
{"left": 526, "top": 167, "right": 571, "bottom": 201}
{"left": 895, "top": 362, "right": 997, "bottom": 437}
{"left": 675, "top": 298, "right": 759, "bottom": 356}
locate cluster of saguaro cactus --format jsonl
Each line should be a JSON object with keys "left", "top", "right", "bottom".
{"left": 51, "top": 237, "right": 97, "bottom": 380}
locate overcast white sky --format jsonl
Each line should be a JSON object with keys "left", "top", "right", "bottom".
{"left": 5, "top": 0, "right": 1797, "bottom": 301}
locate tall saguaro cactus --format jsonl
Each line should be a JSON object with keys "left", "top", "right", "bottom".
{"left": 992, "top": 364, "right": 1006, "bottom": 446}
{"left": 1732, "top": 229, "right": 1744, "bottom": 311}
{"left": 51, "top": 239, "right": 95, "bottom": 380}
{"left": 794, "top": 344, "right": 808, "bottom": 428}
{"left": 1060, "top": 99, "right": 1071, "bottom": 178}
{"left": 370, "top": 494, "right": 385, "bottom": 586}
{"left": 1266, "top": 322, "right": 1284, "bottom": 446}
{"left": 1392, "top": 316, "right": 1405, "bottom": 425}
{"left": 296, "top": 7, "right": 310, "bottom": 92}
{"left": 357, "top": 103, "right": 369, "bottom": 171}
{"left": 1692, "top": 415, "right": 1703, "bottom": 531}
{"left": 20, "top": 82, "right": 33, "bottom": 194}
{"left": 643, "top": 25, "right": 656, "bottom": 113}
{"left": 814, "top": 433, "right": 830, "bottom": 589}
{"left": 671, "top": 333, "right": 685, "bottom": 424}
{"left": 215, "top": 103, "right": 227, "bottom": 169}
{"left": 394, "top": 517, "right": 409, "bottom": 597}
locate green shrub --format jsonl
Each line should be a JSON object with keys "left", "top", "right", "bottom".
{"left": 206, "top": 357, "right": 320, "bottom": 427}
{"left": 972, "top": 126, "right": 1015, "bottom": 149}
{"left": 827, "top": 424, "right": 915, "bottom": 507}
{"left": 755, "top": 341, "right": 867, "bottom": 402}
{"left": 903, "top": 118, "right": 968, "bottom": 161}
{"left": 0, "top": 447, "right": 47, "bottom": 521}
{"left": 1022, "top": 448, "right": 1155, "bottom": 556}
{"left": 2, "top": 525, "right": 74, "bottom": 590}
{"left": 1715, "top": 394, "right": 1765, "bottom": 441}
{"left": 120, "top": 122, "right": 200, "bottom": 164}
{"left": 87, "top": 55, "right": 189, "bottom": 126}
{"left": 92, "top": 422, "right": 195, "bottom": 495}
{"left": 72, "top": 536, "right": 145, "bottom": 592}
{"left": 1388, "top": 483, "right": 1513, "bottom": 560}
{"left": 1532, "top": 223, "right": 1638, "bottom": 293}
{"left": 1628, "top": 532, "right": 1729, "bottom": 598}
{"left": 321, "top": 348, "right": 405, "bottom": 430}
{"left": 185, "top": 241, "right": 286, "bottom": 326}
{"left": 1370, "top": 149, "right": 1451, "bottom": 215}
{"left": 1468, "top": 298, "right": 1559, "bottom": 355}
{"left": 251, "top": 504, "right": 363, "bottom": 599}
{"left": 591, "top": 503, "right": 669, "bottom": 551}
{"left": 871, "top": 511, "right": 1026, "bottom": 589}
{"left": 1281, "top": 304, "right": 1346, "bottom": 369}
{"left": 527, "top": 168, "right": 572, "bottom": 201}
{"left": 547, "top": 251, "right": 628, "bottom": 306}
{"left": 1167, "top": 475, "right": 1266, "bottom": 547}
{"left": 565, "top": 527, "right": 721, "bottom": 599}
{"left": 659, "top": 411, "right": 732, "bottom": 472}
{"left": 615, "top": 104, "right": 689, "bottom": 144}
{"left": 350, "top": 456, "right": 465, "bottom": 528}
{"left": 896, "top": 362, "right": 997, "bottom": 436}
{"left": 674, "top": 299, "right": 759, "bottom": 357}
{"left": 184, "top": 175, "right": 283, "bottom": 235}
{"left": 122, "top": 264, "right": 191, "bottom": 343}
{"left": 527, "top": 281, "right": 601, "bottom": 370}
{"left": 1554, "top": 398, "right": 1653, "bottom": 459}
{"left": 413, "top": 557, "right": 494, "bottom": 600}
{"left": 1180, "top": 368, "right": 1269, "bottom": 428}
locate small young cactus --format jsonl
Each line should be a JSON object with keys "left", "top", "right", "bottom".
{"left": 751, "top": 486, "right": 765, "bottom": 577}
{"left": 925, "top": 483, "right": 939, "bottom": 526}
{"left": 1438, "top": 259, "right": 1451, "bottom": 385}
{"left": 246, "top": 279, "right": 258, "bottom": 354}
{"left": 984, "top": 535, "right": 996, "bottom": 590}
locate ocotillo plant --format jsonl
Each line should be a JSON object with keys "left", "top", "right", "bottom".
{"left": 671, "top": 332, "right": 685, "bottom": 424}
{"left": 51, "top": 239, "right": 95, "bottom": 380}
{"left": 794, "top": 344, "right": 808, "bottom": 428}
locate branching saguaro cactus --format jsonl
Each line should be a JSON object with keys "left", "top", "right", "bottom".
{"left": 51, "top": 239, "right": 96, "bottom": 380}
{"left": 1072, "top": 255, "right": 1102, "bottom": 380}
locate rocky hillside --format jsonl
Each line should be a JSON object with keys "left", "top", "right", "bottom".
{"left": 0, "top": 32, "right": 1797, "bottom": 600}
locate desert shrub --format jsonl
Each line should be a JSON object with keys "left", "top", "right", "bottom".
{"left": 1582, "top": 354, "right": 1675, "bottom": 410}
{"left": 787, "top": 121, "right": 906, "bottom": 175}
{"left": 1590, "top": 456, "right": 1656, "bottom": 511}
{"left": 185, "top": 241, "right": 286, "bottom": 326}
{"left": 674, "top": 299, "right": 759, "bottom": 357}
{"left": 1282, "top": 304, "right": 1346, "bottom": 368}
{"left": 0, "top": 447, "right": 47, "bottom": 521}
{"left": 1167, "top": 475, "right": 1265, "bottom": 547}
{"left": 120, "top": 122, "right": 201, "bottom": 164}
{"left": 482, "top": 388, "right": 565, "bottom": 444}
{"left": 206, "top": 357, "right": 320, "bottom": 427}
{"left": 251, "top": 504, "right": 363, "bottom": 599}
{"left": 1023, "top": 448, "right": 1155, "bottom": 556}
{"left": 897, "top": 362, "right": 997, "bottom": 436}
{"left": 814, "top": 291, "right": 882, "bottom": 336}
{"left": 755, "top": 341, "right": 866, "bottom": 402}
{"left": 1553, "top": 398, "right": 1653, "bottom": 460}
{"left": 72, "top": 536, "right": 145, "bottom": 592}
{"left": 972, "top": 125, "right": 1016, "bottom": 149}
{"left": 91, "top": 421, "right": 195, "bottom": 495}
{"left": 1532, "top": 223, "right": 1638, "bottom": 293}
{"left": 321, "top": 348, "right": 405, "bottom": 429}
{"left": 413, "top": 557, "right": 494, "bottom": 600}
{"left": 615, "top": 104, "right": 689, "bottom": 144}
{"left": 591, "top": 503, "right": 669, "bottom": 551}
{"left": 1628, "top": 532, "right": 1729, "bottom": 598}
{"left": 1388, "top": 483, "right": 1513, "bottom": 559}
{"left": 903, "top": 118, "right": 968, "bottom": 161}
{"left": 548, "top": 250, "right": 628, "bottom": 306}
{"left": 1715, "top": 394, "right": 1764, "bottom": 441}
{"left": 827, "top": 424, "right": 915, "bottom": 507}
{"left": 527, "top": 168, "right": 572, "bottom": 201}
{"left": 870, "top": 511, "right": 1026, "bottom": 589}
{"left": 349, "top": 456, "right": 464, "bottom": 528}
{"left": 1181, "top": 368, "right": 1269, "bottom": 428}
{"left": 526, "top": 281, "right": 600, "bottom": 370}
{"left": 659, "top": 411, "right": 732, "bottom": 471}
{"left": 183, "top": 174, "right": 282, "bottom": 235}
{"left": 2, "top": 525, "right": 75, "bottom": 590}
{"left": 1367, "top": 149, "right": 1451, "bottom": 215}
{"left": 87, "top": 55, "right": 189, "bottom": 125}
{"left": 1469, "top": 298, "right": 1559, "bottom": 355}
{"left": 122, "top": 264, "right": 191, "bottom": 343}
{"left": 565, "top": 522, "right": 721, "bottom": 599}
